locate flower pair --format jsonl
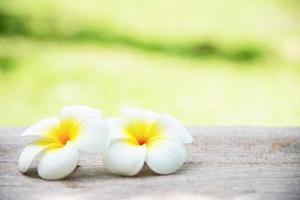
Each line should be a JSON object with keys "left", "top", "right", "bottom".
{"left": 18, "top": 105, "right": 193, "bottom": 180}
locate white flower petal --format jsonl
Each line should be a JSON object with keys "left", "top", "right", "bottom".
{"left": 146, "top": 138, "right": 186, "bottom": 175}
{"left": 155, "top": 114, "right": 193, "bottom": 143}
{"left": 60, "top": 105, "right": 102, "bottom": 124}
{"left": 122, "top": 108, "right": 159, "bottom": 123}
{"left": 74, "top": 118, "right": 110, "bottom": 153}
{"left": 108, "top": 118, "right": 127, "bottom": 140}
{"left": 21, "top": 117, "right": 59, "bottom": 143}
{"left": 103, "top": 139, "right": 146, "bottom": 176}
{"left": 18, "top": 144, "right": 49, "bottom": 173}
{"left": 37, "top": 142, "right": 78, "bottom": 180}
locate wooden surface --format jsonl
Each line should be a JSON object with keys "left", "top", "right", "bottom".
{"left": 0, "top": 127, "right": 300, "bottom": 200}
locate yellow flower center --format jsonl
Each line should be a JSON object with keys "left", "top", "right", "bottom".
{"left": 37, "top": 118, "right": 79, "bottom": 147}
{"left": 124, "top": 120, "right": 161, "bottom": 146}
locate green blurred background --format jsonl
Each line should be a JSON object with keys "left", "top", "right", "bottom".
{"left": 0, "top": 0, "right": 299, "bottom": 126}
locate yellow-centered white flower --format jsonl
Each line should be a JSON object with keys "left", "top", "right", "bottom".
{"left": 104, "top": 108, "right": 193, "bottom": 176}
{"left": 18, "top": 105, "right": 110, "bottom": 180}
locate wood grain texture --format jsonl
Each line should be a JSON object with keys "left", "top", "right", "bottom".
{"left": 0, "top": 127, "right": 300, "bottom": 200}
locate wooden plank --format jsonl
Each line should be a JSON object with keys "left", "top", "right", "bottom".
{"left": 0, "top": 127, "right": 299, "bottom": 200}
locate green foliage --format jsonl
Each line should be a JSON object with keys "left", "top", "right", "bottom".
{"left": 0, "top": 0, "right": 299, "bottom": 126}
{"left": 0, "top": 8, "right": 264, "bottom": 62}
{"left": 0, "top": 55, "right": 15, "bottom": 72}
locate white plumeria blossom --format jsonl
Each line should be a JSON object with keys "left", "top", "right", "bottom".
{"left": 104, "top": 108, "right": 193, "bottom": 176}
{"left": 18, "top": 105, "right": 110, "bottom": 180}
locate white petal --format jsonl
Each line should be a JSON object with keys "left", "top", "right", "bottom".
{"left": 122, "top": 108, "right": 159, "bottom": 123}
{"left": 103, "top": 139, "right": 146, "bottom": 176}
{"left": 60, "top": 105, "right": 102, "bottom": 123}
{"left": 74, "top": 118, "right": 110, "bottom": 153}
{"left": 18, "top": 144, "right": 49, "bottom": 173}
{"left": 37, "top": 142, "right": 78, "bottom": 180}
{"left": 146, "top": 138, "right": 186, "bottom": 175}
{"left": 155, "top": 114, "right": 193, "bottom": 143}
{"left": 21, "top": 117, "right": 59, "bottom": 142}
{"left": 108, "top": 118, "right": 127, "bottom": 140}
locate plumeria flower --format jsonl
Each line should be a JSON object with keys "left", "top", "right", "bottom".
{"left": 18, "top": 105, "right": 110, "bottom": 180}
{"left": 103, "top": 108, "right": 193, "bottom": 176}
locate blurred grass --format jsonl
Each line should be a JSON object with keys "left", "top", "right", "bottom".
{"left": 0, "top": 0, "right": 300, "bottom": 126}
{"left": 0, "top": 2, "right": 266, "bottom": 62}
